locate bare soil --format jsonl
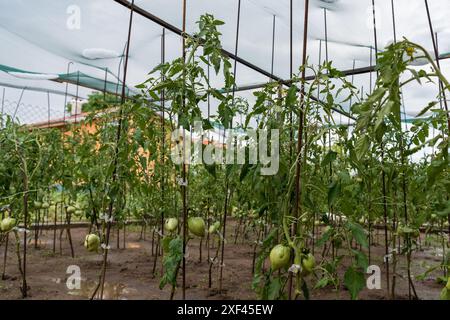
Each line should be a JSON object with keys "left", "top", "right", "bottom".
{"left": 0, "top": 220, "right": 446, "bottom": 300}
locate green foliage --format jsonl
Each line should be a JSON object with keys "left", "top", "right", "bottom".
{"left": 344, "top": 266, "right": 366, "bottom": 300}
{"left": 159, "top": 236, "right": 183, "bottom": 290}
{"left": 81, "top": 92, "right": 118, "bottom": 113}
{"left": 0, "top": 15, "right": 449, "bottom": 301}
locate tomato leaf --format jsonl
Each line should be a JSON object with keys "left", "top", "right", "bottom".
{"left": 159, "top": 237, "right": 183, "bottom": 290}
{"left": 267, "top": 277, "right": 282, "bottom": 300}
{"left": 327, "top": 180, "right": 341, "bottom": 207}
{"left": 416, "top": 101, "right": 438, "bottom": 118}
{"left": 352, "top": 249, "right": 369, "bottom": 270}
{"left": 355, "top": 135, "right": 370, "bottom": 161}
{"left": 346, "top": 221, "right": 368, "bottom": 248}
{"left": 344, "top": 266, "right": 365, "bottom": 300}
{"left": 314, "top": 276, "right": 331, "bottom": 289}
{"left": 321, "top": 150, "right": 337, "bottom": 167}
{"left": 440, "top": 287, "right": 450, "bottom": 300}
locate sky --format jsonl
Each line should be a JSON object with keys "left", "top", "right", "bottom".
{"left": 0, "top": 0, "right": 448, "bottom": 138}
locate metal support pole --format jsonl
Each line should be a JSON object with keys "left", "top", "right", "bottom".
{"left": 424, "top": 0, "right": 450, "bottom": 134}
{"left": 103, "top": 67, "right": 108, "bottom": 101}
{"left": 270, "top": 15, "right": 276, "bottom": 80}
{"left": 74, "top": 72, "right": 80, "bottom": 123}
{"left": 47, "top": 91, "right": 51, "bottom": 128}
{"left": 161, "top": 27, "right": 166, "bottom": 241}
{"left": 181, "top": 0, "right": 187, "bottom": 300}
{"left": 219, "top": 0, "right": 242, "bottom": 295}
{"left": 12, "top": 88, "right": 25, "bottom": 121}
{"left": 1, "top": 88, "right": 5, "bottom": 127}
{"left": 95, "top": 0, "right": 135, "bottom": 301}
{"left": 63, "top": 62, "right": 73, "bottom": 123}
{"left": 289, "top": 0, "right": 293, "bottom": 161}
{"left": 290, "top": 0, "right": 309, "bottom": 300}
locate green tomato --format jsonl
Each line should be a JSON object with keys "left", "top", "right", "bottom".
{"left": 34, "top": 201, "right": 43, "bottom": 209}
{"left": 1, "top": 217, "right": 17, "bottom": 232}
{"left": 269, "top": 244, "right": 291, "bottom": 271}
{"left": 164, "top": 218, "right": 178, "bottom": 232}
{"left": 188, "top": 217, "right": 205, "bottom": 237}
{"left": 84, "top": 234, "right": 100, "bottom": 252}
{"left": 66, "top": 206, "right": 76, "bottom": 214}
{"left": 398, "top": 225, "right": 419, "bottom": 238}
{"left": 208, "top": 221, "right": 220, "bottom": 234}
{"left": 301, "top": 253, "right": 316, "bottom": 274}
{"left": 41, "top": 202, "right": 50, "bottom": 209}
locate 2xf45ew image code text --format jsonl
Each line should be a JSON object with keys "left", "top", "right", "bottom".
{"left": 177, "top": 304, "right": 274, "bottom": 318}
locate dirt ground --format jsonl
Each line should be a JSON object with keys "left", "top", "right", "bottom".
{"left": 0, "top": 219, "right": 446, "bottom": 300}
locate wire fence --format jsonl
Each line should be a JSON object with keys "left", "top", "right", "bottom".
{"left": 0, "top": 98, "right": 66, "bottom": 126}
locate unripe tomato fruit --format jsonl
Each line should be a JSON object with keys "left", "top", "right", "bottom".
{"left": 84, "top": 234, "right": 100, "bottom": 252}
{"left": 66, "top": 206, "right": 76, "bottom": 214}
{"left": 41, "top": 202, "right": 50, "bottom": 209}
{"left": 301, "top": 253, "right": 316, "bottom": 274}
{"left": 34, "top": 201, "right": 43, "bottom": 209}
{"left": 1, "top": 217, "right": 16, "bottom": 232}
{"left": 208, "top": 221, "right": 220, "bottom": 234}
{"left": 164, "top": 218, "right": 178, "bottom": 232}
{"left": 188, "top": 217, "right": 205, "bottom": 237}
{"left": 269, "top": 244, "right": 291, "bottom": 270}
